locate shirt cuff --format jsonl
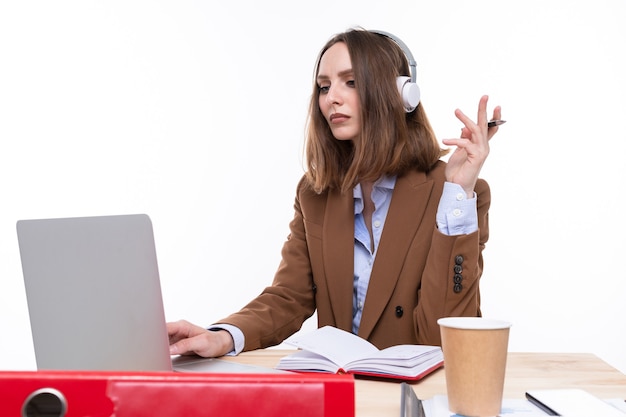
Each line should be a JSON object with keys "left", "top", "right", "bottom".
{"left": 436, "top": 182, "right": 479, "bottom": 236}
{"left": 208, "top": 324, "right": 245, "bottom": 356}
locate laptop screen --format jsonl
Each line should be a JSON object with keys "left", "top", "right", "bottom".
{"left": 17, "top": 214, "right": 173, "bottom": 371}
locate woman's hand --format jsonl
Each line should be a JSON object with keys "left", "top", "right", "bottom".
{"left": 167, "top": 320, "right": 234, "bottom": 358}
{"left": 442, "top": 95, "right": 502, "bottom": 197}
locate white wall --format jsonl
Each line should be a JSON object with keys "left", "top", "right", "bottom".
{"left": 1, "top": 0, "right": 624, "bottom": 375}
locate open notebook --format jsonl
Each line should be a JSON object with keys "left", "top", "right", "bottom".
{"left": 17, "top": 214, "right": 282, "bottom": 374}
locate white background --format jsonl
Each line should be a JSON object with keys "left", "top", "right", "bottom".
{"left": 1, "top": 1, "right": 625, "bottom": 375}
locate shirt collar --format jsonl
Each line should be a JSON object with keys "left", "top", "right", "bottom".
{"left": 353, "top": 175, "right": 397, "bottom": 215}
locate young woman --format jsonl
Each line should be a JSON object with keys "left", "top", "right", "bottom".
{"left": 168, "top": 27, "right": 502, "bottom": 358}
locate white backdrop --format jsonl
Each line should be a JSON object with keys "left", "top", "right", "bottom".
{"left": 1, "top": 1, "right": 625, "bottom": 374}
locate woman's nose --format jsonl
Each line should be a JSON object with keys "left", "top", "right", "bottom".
{"left": 326, "top": 86, "right": 342, "bottom": 105}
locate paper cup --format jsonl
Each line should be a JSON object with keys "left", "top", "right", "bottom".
{"left": 438, "top": 317, "right": 512, "bottom": 417}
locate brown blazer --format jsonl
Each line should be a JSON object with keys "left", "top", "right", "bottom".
{"left": 218, "top": 160, "right": 490, "bottom": 351}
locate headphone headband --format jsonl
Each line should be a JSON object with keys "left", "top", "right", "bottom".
{"left": 370, "top": 30, "right": 417, "bottom": 84}
{"left": 369, "top": 30, "right": 420, "bottom": 112}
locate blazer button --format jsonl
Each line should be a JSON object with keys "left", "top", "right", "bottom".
{"left": 395, "top": 306, "right": 403, "bottom": 318}
{"left": 455, "top": 255, "right": 464, "bottom": 265}
{"left": 454, "top": 264, "right": 463, "bottom": 274}
{"left": 453, "top": 283, "right": 463, "bottom": 293}
{"left": 453, "top": 273, "right": 463, "bottom": 284}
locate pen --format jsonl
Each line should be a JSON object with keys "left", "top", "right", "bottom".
{"left": 488, "top": 120, "right": 506, "bottom": 128}
{"left": 525, "top": 393, "right": 559, "bottom": 416}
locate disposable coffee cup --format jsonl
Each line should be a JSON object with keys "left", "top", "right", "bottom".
{"left": 438, "top": 317, "right": 512, "bottom": 417}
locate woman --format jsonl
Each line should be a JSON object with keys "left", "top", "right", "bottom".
{"left": 168, "top": 27, "right": 501, "bottom": 358}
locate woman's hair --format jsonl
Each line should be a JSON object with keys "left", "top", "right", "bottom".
{"left": 304, "top": 28, "right": 446, "bottom": 194}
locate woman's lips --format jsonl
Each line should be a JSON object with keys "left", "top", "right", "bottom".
{"left": 329, "top": 113, "right": 349, "bottom": 123}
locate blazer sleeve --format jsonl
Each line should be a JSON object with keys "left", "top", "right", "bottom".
{"left": 413, "top": 177, "right": 490, "bottom": 345}
{"left": 215, "top": 176, "right": 317, "bottom": 351}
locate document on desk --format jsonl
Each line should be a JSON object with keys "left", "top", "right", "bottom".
{"left": 525, "top": 389, "right": 626, "bottom": 417}
{"left": 423, "top": 396, "right": 547, "bottom": 416}
{"left": 422, "top": 394, "right": 626, "bottom": 417}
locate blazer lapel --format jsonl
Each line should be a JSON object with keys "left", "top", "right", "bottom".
{"left": 358, "top": 170, "right": 434, "bottom": 339}
{"left": 322, "top": 188, "right": 355, "bottom": 331}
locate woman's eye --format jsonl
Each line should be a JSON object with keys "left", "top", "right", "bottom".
{"left": 347, "top": 80, "right": 355, "bottom": 88}
{"left": 318, "top": 85, "right": 330, "bottom": 94}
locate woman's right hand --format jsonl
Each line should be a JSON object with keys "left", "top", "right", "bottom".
{"left": 167, "top": 320, "right": 234, "bottom": 358}
{"left": 442, "top": 95, "right": 501, "bottom": 198}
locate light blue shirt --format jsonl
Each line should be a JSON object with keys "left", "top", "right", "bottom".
{"left": 219, "top": 177, "right": 478, "bottom": 354}
{"left": 352, "top": 176, "right": 395, "bottom": 334}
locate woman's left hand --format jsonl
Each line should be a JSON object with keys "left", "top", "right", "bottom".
{"left": 442, "top": 95, "right": 502, "bottom": 197}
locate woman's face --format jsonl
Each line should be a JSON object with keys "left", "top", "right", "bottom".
{"left": 317, "top": 42, "right": 361, "bottom": 142}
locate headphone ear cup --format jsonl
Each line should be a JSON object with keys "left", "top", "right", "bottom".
{"left": 396, "top": 76, "right": 420, "bottom": 113}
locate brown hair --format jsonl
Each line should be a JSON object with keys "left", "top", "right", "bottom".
{"left": 304, "top": 28, "right": 446, "bottom": 194}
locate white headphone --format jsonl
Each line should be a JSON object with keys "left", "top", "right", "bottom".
{"left": 371, "top": 30, "right": 421, "bottom": 113}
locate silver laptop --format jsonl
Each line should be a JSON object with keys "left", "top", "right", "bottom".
{"left": 16, "top": 213, "right": 279, "bottom": 374}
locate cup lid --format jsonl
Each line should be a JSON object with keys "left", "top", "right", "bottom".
{"left": 437, "top": 317, "right": 512, "bottom": 330}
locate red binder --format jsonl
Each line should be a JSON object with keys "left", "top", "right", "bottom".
{"left": 1, "top": 370, "right": 355, "bottom": 417}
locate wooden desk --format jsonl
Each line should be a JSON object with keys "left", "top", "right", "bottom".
{"left": 222, "top": 349, "right": 626, "bottom": 417}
